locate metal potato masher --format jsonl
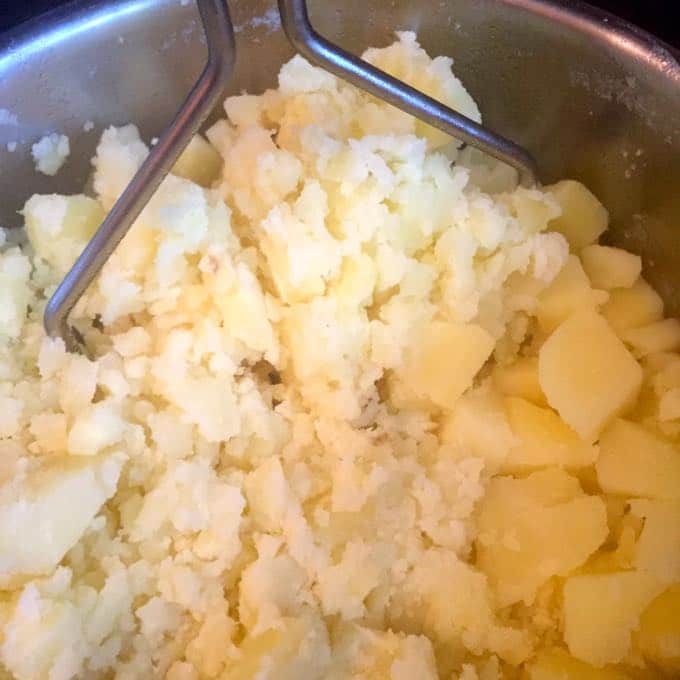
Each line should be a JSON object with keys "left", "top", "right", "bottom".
{"left": 44, "top": 0, "right": 539, "bottom": 352}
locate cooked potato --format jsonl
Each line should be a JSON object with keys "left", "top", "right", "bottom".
{"left": 601, "top": 278, "right": 664, "bottom": 335}
{"left": 596, "top": 419, "right": 680, "bottom": 500}
{"left": 563, "top": 570, "right": 663, "bottom": 666}
{"left": 629, "top": 499, "right": 680, "bottom": 582}
{"left": 536, "top": 255, "right": 607, "bottom": 333}
{"left": 476, "top": 468, "right": 607, "bottom": 606}
{"left": 399, "top": 321, "right": 495, "bottom": 409}
{"left": 623, "top": 318, "right": 680, "bottom": 357}
{"left": 526, "top": 648, "right": 631, "bottom": 680}
{"left": 492, "top": 356, "right": 546, "bottom": 406}
{"left": 539, "top": 310, "right": 642, "bottom": 442}
{"left": 502, "top": 396, "right": 598, "bottom": 471}
{"left": 172, "top": 133, "right": 224, "bottom": 187}
{"left": 580, "top": 245, "right": 641, "bottom": 290}
{"left": 637, "top": 585, "right": 680, "bottom": 673}
{"left": 545, "top": 179, "right": 609, "bottom": 250}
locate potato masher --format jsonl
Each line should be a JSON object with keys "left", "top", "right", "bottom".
{"left": 44, "top": 0, "right": 539, "bottom": 352}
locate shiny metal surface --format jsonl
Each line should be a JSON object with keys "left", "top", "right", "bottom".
{"left": 278, "top": 0, "right": 538, "bottom": 186}
{"left": 42, "top": 0, "right": 235, "bottom": 351}
{"left": 1, "top": 0, "right": 679, "bottom": 308}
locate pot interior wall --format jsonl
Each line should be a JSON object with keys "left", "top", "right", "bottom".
{"left": 1, "top": 0, "right": 678, "bottom": 310}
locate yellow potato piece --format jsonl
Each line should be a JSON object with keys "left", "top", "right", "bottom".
{"left": 580, "top": 245, "right": 641, "bottom": 290}
{"left": 172, "top": 134, "right": 223, "bottom": 187}
{"left": 563, "top": 570, "right": 664, "bottom": 666}
{"left": 0, "top": 455, "right": 122, "bottom": 578}
{"left": 637, "top": 585, "right": 680, "bottom": 673}
{"left": 596, "top": 419, "right": 680, "bottom": 500}
{"left": 492, "top": 356, "right": 546, "bottom": 406}
{"left": 628, "top": 500, "right": 680, "bottom": 582}
{"left": 526, "top": 648, "right": 631, "bottom": 680}
{"left": 23, "top": 193, "right": 104, "bottom": 273}
{"left": 400, "top": 321, "right": 494, "bottom": 410}
{"left": 601, "top": 278, "right": 664, "bottom": 335}
{"left": 476, "top": 469, "right": 607, "bottom": 606}
{"left": 623, "top": 318, "right": 680, "bottom": 358}
{"left": 539, "top": 310, "right": 642, "bottom": 442}
{"left": 546, "top": 179, "right": 609, "bottom": 250}
{"left": 503, "top": 396, "right": 598, "bottom": 472}
{"left": 536, "top": 255, "right": 608, "bottom": 334}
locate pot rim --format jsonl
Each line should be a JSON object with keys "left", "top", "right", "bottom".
{"left": 1, "top": 0, "right": 678, "bottom": 79}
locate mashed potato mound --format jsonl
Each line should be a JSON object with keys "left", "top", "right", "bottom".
{"left": 1, "top": 33, "right": 679, "bottom": 680}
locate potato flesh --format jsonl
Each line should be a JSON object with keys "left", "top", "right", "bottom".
{"left": 539, "top": 310, "right": 642, "bottom": 442}
{"left": 0, "top": 455, "right": 122, "bottom": 578}
{"left": 476, "top": 469, "right": 607, "bottom": 606}
{"left": 536, "top": 255, "right": 607, "bottom": 334}
{"left": 492, "top": 356, "right": 546, "bottom": 406}
{"left": 563, "top": 570, "right": 664, "bottom": 666}
{"left": 580, "top": 245, "right": 641, "bottom": 290}
{"left": 398, "top": 321, "right": 494, "bottom": 410}
{"left": 601, "top": 278, "right": 664, "bottom": 335}
{"left": 623, "top": 318, "right": 680, "bottom": 357}
{"left": 526, "top": 649, "right": 632, "bottom": 680}
{"left": 596, "top": 419, "right": 680, "bottom": 500}
{"left": 637, "top": 585, "right": 680, "bottom": 673}
{"left": 546, "top": 179, "right": 609, "bottom": 250}
{"left": 172, "top": 134, "right": 224, "bottom": 187}
{"left": 502, "top": 396, "right": 598, "bottom": 471}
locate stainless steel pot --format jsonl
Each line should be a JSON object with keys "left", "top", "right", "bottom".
{"left": 1, "top": 0, "right": 678, "bottom": 308}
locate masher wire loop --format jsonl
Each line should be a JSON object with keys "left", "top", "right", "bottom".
{"left": 44, "top": 0, "right": 539, "bottom": 351}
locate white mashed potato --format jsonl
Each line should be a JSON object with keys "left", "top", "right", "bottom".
{"left": 31, "top": 133, "right": 71, "bottom": 176}
{"left": 1, "top": 32, "right": 679, "bottom": 680}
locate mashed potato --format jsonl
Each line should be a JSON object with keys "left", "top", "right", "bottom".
{"left": 0, "top": 33, "right": 678, "bottom": 680}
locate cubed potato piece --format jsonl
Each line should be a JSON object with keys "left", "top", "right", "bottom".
{"left": 563, "top": 570, "right": 664, "bottom": 666}
{"left": 476, "top": 469, "right": 607, "bottom": 606}
{"left": 629, "top": 500, "right": 680, "bottom": 582}
{"left": 623, "top": 318, "right": 680, "bottom": 358}
{"left": 659, "top": 387, "right": 680, "bottom": 421}
{"left": 440, "top": 387, "right": 516, "bottom": 470}
{"left": 536, "top": 255, "right": 608, "bottom": 334}
{"left": 580, "top": 245, "right": 641, "bottom": 290}
{"left": 601, "top": 279, "right": 664, "bottom": 335}
{"left": 67, "top": 400, "right": 126, "bottom": 456}
{"left": 172, "top": 134, "right": 223, "bottom": 187}
{"left": 546, "top": 179, "right": 609, "bottom": 250}
{"left": 493, "top": 356, "right": 546, "bottom": 406}
{"left": 23, "top": 194, "right": 104, "bottom": 273}
{"left": 0, "top": 454, "right": 123, "bottom": 577}
{"left": 526, "top": 648, "right": 631, "bottom": 680}
{"left": 502, "top": 397, "right": 598, "bottom": 472}
{"left": 539, "top": 310, "right": 642, "bottom": 442}
{"left": 596, "top": 419, "right": 680, "bottom": 500}
{"left": 637, "top": 585, "right": 680, "bottom": 673}
{"left": 399, "top": 321, "right": 494, "bottom": 410}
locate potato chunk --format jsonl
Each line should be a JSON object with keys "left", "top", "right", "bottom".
{"left": 502, "top": 397, "right": 598, "bottom": 472}
{"left": 172, "top": 133, "right": 223, "bottom": 187}
{"left": 629, "top": 500, "right": 680, "bottom": 582}
{"left": 563, "top": 570, "right": 663, "bottom": 666}
{"left": 601, "top": 278, "right": 664, "bottom": 335}
{"left": 492, "top": 356, "right": 546, "bottom": 406}
{"left": 476, "top": 469, "right": 607, "bottom": 606}
{"left": 23, "top": 193, "right": 104, "bottom": 273}
{"left": 399, "top": 321, "right": 494, "bottom": 409}
{"left": 596, "top": 419, "right": 680, "bottom": 500}
{"left": 623, "top": 318, "right": 680, "bottom": 357}
{"left": 0, "top": 455, "right": 123, "bottom": 578}
{"left": 536, "top": 255, "right": 607, "bottom": 333}
{"left": 580, "top": 245, "right": 641, "bottom": 290}
{"left": 526, "top": 648, "right": 631, "bottom": 680}
{"left": 637, "top": 585, "right": 680, "bottom": 673}
{"left": 539, "top": 310, "right": 642, "bottom": 442}
{"left": 546, "top": 179, "right": 608, "bottom": 250}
